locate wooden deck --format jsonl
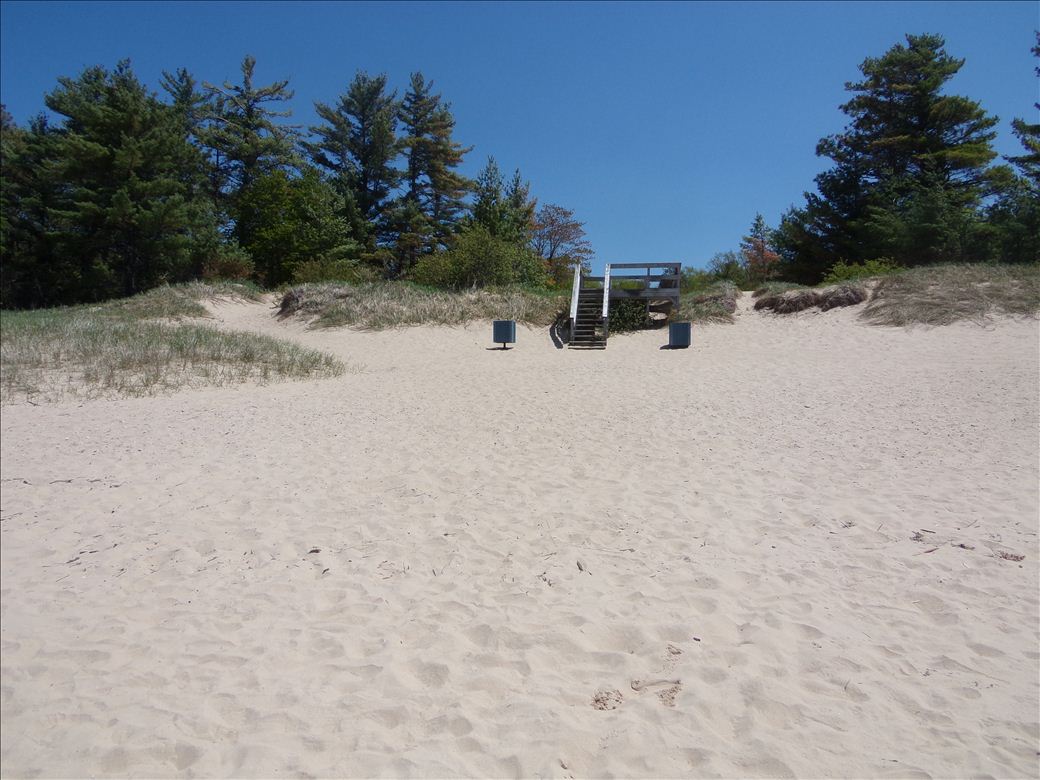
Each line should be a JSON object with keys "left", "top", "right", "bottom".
{"left": 568, "top": 262, "right": 682, "bottom": 348}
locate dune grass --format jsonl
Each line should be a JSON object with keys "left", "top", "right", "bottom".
{"left": 754, "top": 283, "right": 868, "bottom": 314}
{"left": 674, "top": 281, "right": 739, "bottom": 323}
{"left": 84, "top": 280, "right": 263, "bottom": 321}
{"left": 278, "top": 282, "right": 568, "bottom": 329}
{"left": 1, "top": 283, "right": 343, "bottom": 403}
{"left": 860, "top": 264, "right": 1040, "bottom": 327}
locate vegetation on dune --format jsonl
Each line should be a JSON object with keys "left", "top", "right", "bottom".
{"left": 277, "top": 281, "right": 567, "bottom": 330}
{"left": 860, "top": 265, "right": 1040, "bottom": 327}
{"left": 1, "top": 310, "right": 344, "bottom": 403}
{"left": 772, "top": 33, "right": 1039, "bottom": 283}
{"left": 0, "top": 283, "right": 343, "bottom": 403}
{"left": 674, "top": 281, "right": 739, "bottom": 324}
{"left": 1, "top": 33, "right": 1036, "bottom": 342}
{"left": 754, "top": 284, "right": 868, "bottom": 314}
{"left": 1, "top": 59, "right": 592, "bottom": 308}
{"left": 95, "top": 281, "right": 262, "bottom": 320}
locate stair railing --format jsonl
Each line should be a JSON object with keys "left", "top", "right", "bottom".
{"left": 568, "top": 264, "right": 582, "bottom": 344}
{"left": 601, "top": 263, "right": 611, "bottom": 339}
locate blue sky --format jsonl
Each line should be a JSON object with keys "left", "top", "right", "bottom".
{"left": 1, "top": 1, "right": 1036, "bottom": 271}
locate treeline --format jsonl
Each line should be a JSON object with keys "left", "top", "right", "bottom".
{"left": 0, "top": 58, "right": 594, "bottom": 308}
{"left": 2, "top": 34, "right": 1036, "bottom": 310}
{"left": 699, "top": 33, "right": 1039, "bottom": 288}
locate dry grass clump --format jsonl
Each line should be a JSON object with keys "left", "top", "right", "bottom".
{"left": 752, "top": 282, "right": 807, "bottom": 299}
{"left": 674, "top": 281, "right": 738, "bottom": 323}
{"left": 754, "top": 283, "right": 867, "bottom": 314}
{"left": 1, "top": 309, "right": 344, "bottom": 403}
{"left": 94, "top": 281, "right": 262, "bottom": 321}
{"left": 279, "top": 282, "right": 567, "bottom": 330}
{"left": 818, "top": 284, "right": 868, "bottom": 311}
{"left": 861, "top": 265, "right": 1040, "bottom": 327}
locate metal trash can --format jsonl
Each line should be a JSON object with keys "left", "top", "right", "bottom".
{"left": 493, "top": 320, "right": 516, "bottom": 349}
{"left": 669, "top": 321, "right": 691, "bottom": 349}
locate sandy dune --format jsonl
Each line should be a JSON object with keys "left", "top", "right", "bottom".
{"left": 1, "top": 296, "right": 1038, "bottom": 778}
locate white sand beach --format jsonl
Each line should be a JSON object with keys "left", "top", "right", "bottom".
{"left": 2, "top": 296, "right": 1038, "bottom": 778}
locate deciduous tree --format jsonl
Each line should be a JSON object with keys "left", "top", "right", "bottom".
{"left": 531, "top": 203, "right": 593, "bottom": 284}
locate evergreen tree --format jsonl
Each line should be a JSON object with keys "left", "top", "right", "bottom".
{"left": 471, "top": 158, "right": 534, "bottom": 244}
{"left": 471, "top": 156, "right": 504, "bottom": 235}
{"left": 1, "top": 111, "right": 74, "bottom": 307}
{"left": 306, "top": 71, "right": 399, "bottom": 248}
{"left": 160, "top": 67, "right": 206, "bottom": 142}
{"left": 502, "top": 168, "right": 536, "bottom": 245}
{"left": 201, "top": 55, "right": 297, "bottom": 235}
{"left": 988, "top": 33, "right": 1040, "bottom": 264}
{"left": 2, "top": 62, "right": 222, "bottom": 305}
{"left": 392, "top": 72, "right": 471, "bottom": 274}
{"left": 776, "top": 34, "right": 1001, "bottom": 281}
{"left": 1004, "top": 33, "right": 1040, "bottom": 187}
{"left": 425, "top": 104, "right": 471, "bottom": 241}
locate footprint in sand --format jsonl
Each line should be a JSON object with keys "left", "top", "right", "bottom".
{"left": 591, "top": 689, "right": 623, "bottom": 710}
{"left": 631, "top": 678, "right": 683, "bottom": 707}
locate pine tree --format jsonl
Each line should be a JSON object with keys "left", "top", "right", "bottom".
{"left": 425, "top": 104, "right": 471, "bottom": 242}
{"left": 392, "top": 72, "right": 471, "bottom": 274}
{"left": 471, "top": 159, "right": 534, "bottom": 244}
{"left": 988, "top": 33, "right": 1040, "bottom": 264}
{"left": 2, "top": 61, "right": 222, "bottom": 304}
{"left": 306, "top": 71, "right": 399, "bottom": 248}
{"left": 502, "top": 169, "right": 536, "bottom": 245}
{"left": 471, "top": 156, "right": 504, "bottom": 234}
{"left": 1, "top": 110, "right": 74, "bottom": 307}
{"left": 776, "top": 34, "right": 1002, "bottom": 280}
{"left": 201, "top": 55, "right": 298, "bottom": 231}
{"left": 1005, "top": 33, "right": 1040, "bottom": 186}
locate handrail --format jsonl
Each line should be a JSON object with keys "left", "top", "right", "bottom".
{"left": 602, "top": 264, "right": 611, "bottom": 319}
{"left": 569, "top": 263, "right": 582, "bottom": 324}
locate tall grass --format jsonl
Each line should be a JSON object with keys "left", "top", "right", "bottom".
{"left": 279, "top": 282, "right": 568, "bottom": 329}
{"left": 88, "top": 280, "right": 262, "bottom": 320}
{"left": 754, "top": 283, "right": 867, "bottom": 314}
{"left": 674, "top": 281, "right": 738, "bottom": 323}
{"left": 861, "top": 265, "right": 1040, "bottom": 326}
{"left": 1, "top": 283, "right": 342, "bottom": 403}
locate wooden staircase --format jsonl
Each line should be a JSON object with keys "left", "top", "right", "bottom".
{"left": 570, "top": 286, "right": 606, "bottom": 349}
{"left": 567, "top": 262, "right": 680, "bottom": 349}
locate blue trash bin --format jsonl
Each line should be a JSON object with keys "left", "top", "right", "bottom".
{"left": 493, "top": 320, "right": 516, "bottom": 349}
{"left": 669, "top": 321, "right": 691, "bottom": 349}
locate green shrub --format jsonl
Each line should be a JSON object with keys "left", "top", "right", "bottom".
{"left": 680, "top": 268, "right": 716, "bottom": 294}
{"left": 411, "top": 225, "right": 548, "bottom": 289}
{"left": 608, "top": 299, "right": 649, "bottom": 333}
{"left": 822, "top": 258, "right": 901, "bottom": 284}
{"left": 293, "top": 258, "right": 379, "bottom": 285}
{"left": 199, "top": 242, "right": 255, "bottom": 281}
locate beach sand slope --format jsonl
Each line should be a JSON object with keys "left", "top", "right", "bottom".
{"left": 2, "top": 298, "right": 1037, "bottom": 777}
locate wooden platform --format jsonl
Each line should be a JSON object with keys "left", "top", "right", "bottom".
{"left": 568, "top": 262, "right": 681, "bottom": 348}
